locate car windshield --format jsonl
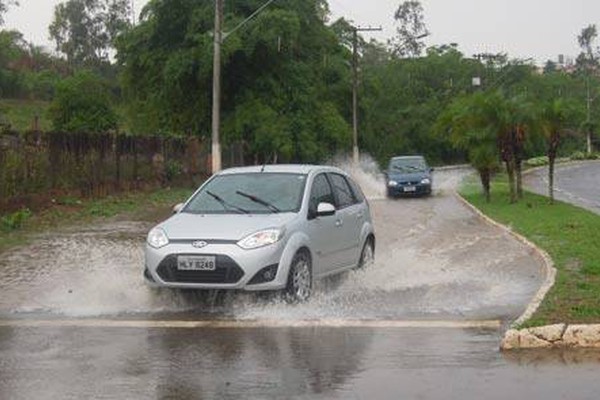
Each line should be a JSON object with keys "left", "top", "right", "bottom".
{"left": 389, "top": 158, "right": 428, "bottom": 173}
{"left": 183, "top": 173, "right": 307, "bottom": 215}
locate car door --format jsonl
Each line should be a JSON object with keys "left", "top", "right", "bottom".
{"left": 327, "top": 173, "right": 363, "bottom": 269}
{"left": 305, "top": 173, "right": 346, "bottom": 277}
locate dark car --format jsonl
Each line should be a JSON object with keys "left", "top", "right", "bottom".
{"left": 385, "top": 155, "right": 433, "bottom": 197}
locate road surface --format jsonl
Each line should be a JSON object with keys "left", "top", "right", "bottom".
{"left": 1, "top": 167, "right": 596, "bottom": 399}
{"left": 524, "top": 161, "right": 600, "bottom": 214}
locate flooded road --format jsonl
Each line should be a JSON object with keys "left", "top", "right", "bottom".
{"left": 1, "top": 165, "right": 593, "bottom": 399}
{"left": 0, "top": 167, "right": 542, "bottom": 321}
{"left": 2, "top": 326, "right": 600, "bottom": 399}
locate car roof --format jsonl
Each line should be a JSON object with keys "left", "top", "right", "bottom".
{"left": 218, "top": 164, "right": 347, "bottom": 176}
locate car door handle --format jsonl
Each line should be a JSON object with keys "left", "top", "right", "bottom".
{"left": 357, "top": 212, "right": 364, "bottom": 219}
{"left": 335, "top": 219, "right": 343, "bottom": 227}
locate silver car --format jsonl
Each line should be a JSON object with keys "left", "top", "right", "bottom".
{"left": 144, "top": 164, "right": 375, "bottom": 301}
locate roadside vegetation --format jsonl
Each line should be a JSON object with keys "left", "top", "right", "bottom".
{"left": 461, "top": 175, "right": 600, "bottom": 326}
{"left": 0, "top": 186, "right": 193, "bottom": 254}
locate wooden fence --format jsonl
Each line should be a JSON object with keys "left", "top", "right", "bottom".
{"left": 0, "top": 131, "right": 210, "bottom": 213}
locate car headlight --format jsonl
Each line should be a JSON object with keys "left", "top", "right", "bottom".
{"left": 388, "top": 180, "right": 398, "bottom": 187}
{"left": 238, "top": 229, "right": 283, "bottom": 250}
{"left": 421, "top": 178, "right": 431, "bottom": 185}
{"left": 147, "top": 228, "right": 169, "bottom": 249}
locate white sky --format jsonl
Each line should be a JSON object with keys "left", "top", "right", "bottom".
{"left": 5, "top": 0, "right": 600, "bottom": 64}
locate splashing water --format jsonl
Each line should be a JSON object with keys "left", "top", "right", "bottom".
{"left": 0, "top": 160, "right": 542, "bottom": 321}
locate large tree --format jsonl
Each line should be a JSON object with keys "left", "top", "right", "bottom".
{"left": 49, "top": 0, "right": 131, "bottom": 66}
{"left": 0, "top": 0, "right": 18, "bottom": 26}
{"left": 577, "top": 24, "right": 599, "bottom": 154}
{"left": 390, "top": 1, "right": 429, "bottom": 57}
{"left": 117, "top": 0, "right": 351, "bottom": 163}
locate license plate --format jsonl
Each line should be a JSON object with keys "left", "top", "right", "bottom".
{"left": 177, "top": 255, "right": 216, "bottom": 271}
{"left": 403, "top": 186, "right": 416, "bottom": 192}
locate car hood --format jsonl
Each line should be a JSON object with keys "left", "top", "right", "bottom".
{"left": 387, "top": 171, "right": 430, "bottom": 182}
{"left": 159, "top": 212, "right": 298, "bottom": 241}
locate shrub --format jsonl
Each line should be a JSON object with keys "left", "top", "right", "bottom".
{"left": 525, "top": 156, "right": 549, "bottom": 167}
{"left": 48, "top": 70, "right": 118, "bottom": 133}
{"left": 0, "top": 208, "right": 32, "bottom": 232}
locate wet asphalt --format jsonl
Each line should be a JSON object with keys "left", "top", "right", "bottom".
{"left": 524, "top": 160, "right": 600, "bottom": 214}
{"left": 1, "top": 167, "right": 599, "bottom": 399}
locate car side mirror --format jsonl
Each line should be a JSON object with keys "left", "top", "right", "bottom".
{"left": 173, "top": 203, "right": 184, "bottom": 214}
{"left": 316, "top": 202, "right": 336, "bottom": 217}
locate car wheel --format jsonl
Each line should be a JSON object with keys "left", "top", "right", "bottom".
{"left": 357, "top": 238, "right": 375, "bottom": 269}
{"left": 284, "top": 251, "right": 312, "bottom": 303}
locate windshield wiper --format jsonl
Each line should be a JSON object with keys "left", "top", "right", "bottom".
{"left": 236, "top": 191, "right": 280, "bottom": 213}
{"left": 206, "top": 191, "right": 249, "bottom": 214}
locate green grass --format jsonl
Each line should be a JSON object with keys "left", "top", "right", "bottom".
{"left": 0, "top": 99, "right": 52, "bottom": 131}
{"left": 0, "top": 186, "right": 195, "bottom": 254}
{"left": 460, "top": 176, "right": 600, "bottom": 327}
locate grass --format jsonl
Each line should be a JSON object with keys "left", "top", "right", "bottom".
{"left": 0, "top": 99, "right": 52, "bottom": 131}
{"left": 0, "top": 186, "right": 195, "bottom": 254}
{"left": 460, "top": 176, "right": 600, "bottom": 327}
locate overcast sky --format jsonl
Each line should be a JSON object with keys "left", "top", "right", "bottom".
{"left": 5, "top": 0, "right": 600, "bottom": 64}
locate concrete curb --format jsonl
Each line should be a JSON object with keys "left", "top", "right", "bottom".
{"left": 453, "top": 191, "right": 557, "bottom": 329}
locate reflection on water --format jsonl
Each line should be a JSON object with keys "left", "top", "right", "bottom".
{"left": 150, "top": 327, "right": 373, "bottom": 398}
{"left": 0, "top": 326, "right": 373, "bottom": 399}
{"left": 503, "top": 348, "right": 600, "bottom": 366}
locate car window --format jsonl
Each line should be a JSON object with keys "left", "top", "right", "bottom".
{"left": 389, "top": 157, "right": 428, "bottom": 173}
{"left": 309, "top": 174, "right": 335, "bottom": 215}
{"left": 329, "top": 173, "right": 357, "bottom": 209}
{"left": 346, "top": 176, "right": 365, "bottom": 203}
{"left": 184, "top": 173, "right": 307, "bottom": 214}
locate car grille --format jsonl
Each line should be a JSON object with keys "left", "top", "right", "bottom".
{"left": 399, "top": 181, "right": 420, "bottom": 185}
{"left": 156, "top": 254, "right": 244, "bottom": 284}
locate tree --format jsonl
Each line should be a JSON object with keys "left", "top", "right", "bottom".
{"left": 48, "top": 70, "right": 118, "bottom": 132}
{"left": 436, "top": 92, "right": 499, "bottom": 202}
{"left": 49, "top": 0, "right": 131, "bottom": 67}
{"left": 0, "top": 0, "right": 18, "bottom": 26}
{"left": 538, "top": 99, "right": 579, "bottom": 203}
{"left": 576, "top": 24, "right": 599, "bottom": 154}
{"left": 117, "top": 0, "right": 351, "bottom": 164}
{"left": 390, "top": 1, "right": 429, "bottom": 57}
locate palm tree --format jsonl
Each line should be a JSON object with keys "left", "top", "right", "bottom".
{"left": 436, "top": 92, "right": 499, "bottom": 202}
{"left": 538, "top": 99, "right": 579, "bottom": 203}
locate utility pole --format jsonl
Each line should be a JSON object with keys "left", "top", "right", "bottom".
{"left": 352, "top": 26, "right": 382, "bottom": 165}
{"left": 586, "top": 76, "right": 593, "bottom": 155}
{"left": 211, "top": 0, "right": 277, "bottom": 173}
{"left": 211, "top": 0, "right": 224, "bottom": 173}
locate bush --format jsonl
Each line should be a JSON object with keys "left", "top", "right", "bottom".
{"left": 0, "top": 208, "right": 32, "bottom": 232}
{"left": 570, "top": 151, "right": 587, "bottom": 161}
{"left": 525, "top": 156, "right": 549, "bottom": 167}
{"left": 48, "top": 70, "right": 118, "bottom": 133}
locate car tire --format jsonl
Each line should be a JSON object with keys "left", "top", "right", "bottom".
{"left": 284, "top": 251, "right": 312, "bottom": 303}
{"left": 357, "top": 238, "right": 375, "bottom": 269}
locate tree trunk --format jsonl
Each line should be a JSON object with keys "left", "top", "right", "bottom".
{"left": 505, "top": 158, "right": 517, "bottom": 204}
{"left": 479, "top": 168, "right": 491, "bottom": 203}
{"left": 548, "top": 153, "right": 555, "bottom": 204}
{"left": 548, "top": 132, "right": 560, "bottom": 205}
{"left": 516, "top": 158, "right": 523, "bottom": 199}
